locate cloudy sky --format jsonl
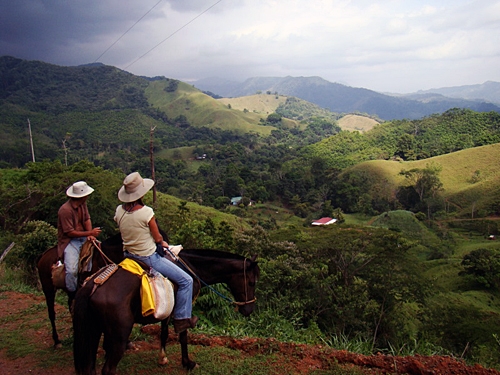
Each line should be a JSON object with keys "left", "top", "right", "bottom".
{"left": 1, "top": 0, "right": 499, "bottom": 93}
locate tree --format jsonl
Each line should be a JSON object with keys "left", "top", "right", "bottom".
{"left": 320, "top": 200, "right": 334, "bottom": 218}
{"left": 267, "top": 113, "right": 282, "bottom": 124}
{"left": 399, "top": 163, "right": 443, "bottom": 216}
{"left": 395, "top": 133, "right": 416, "bottom": 160}
{"left": 461, "top": 248, "right": 500, "bottom": 290}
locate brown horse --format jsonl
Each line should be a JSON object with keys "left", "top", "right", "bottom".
{"left": 36, "top": 233, "right": 124, "bottom": 348}
{"left": 73, "top": 249, "right": 259, "bottom": 375}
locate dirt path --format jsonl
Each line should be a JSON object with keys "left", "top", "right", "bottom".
{"left": 1, "top": 290, "right": 499, "bottom": 375}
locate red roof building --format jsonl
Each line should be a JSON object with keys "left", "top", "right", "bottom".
{"left": 311, "top": 217, "right": 337, "bottom": 226}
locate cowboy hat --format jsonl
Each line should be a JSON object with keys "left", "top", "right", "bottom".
{"left": 118, "top": 172, "right": 154, "bottom": 203}
{"left": 66, "top": 181, "right": 94, "bottom": 198}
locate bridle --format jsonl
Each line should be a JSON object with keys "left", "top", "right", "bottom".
{"left": 232, "top": 258, "right": 257, "bottom": 306}
{"left": 92, "top": 240, "right": 257, "bottom": 306}
{"left": 169, "top": 248, "right": 257, "bottom": 306}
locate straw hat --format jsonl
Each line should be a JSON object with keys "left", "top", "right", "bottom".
{"left": 66, "top": 181, "right": 94, "bottom": 198}
{"left": 118, "top": 172, "right": 154, "bottom": 203}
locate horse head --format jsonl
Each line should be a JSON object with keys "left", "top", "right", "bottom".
{"left": 231, "top": 254, "right": 260, "bottom": 317}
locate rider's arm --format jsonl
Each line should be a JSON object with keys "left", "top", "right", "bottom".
{"left": 65, "top": 225, "right": 101, "bottom": 239}
{"left": 148, "top": 217, "right": 168, "bottom": 247}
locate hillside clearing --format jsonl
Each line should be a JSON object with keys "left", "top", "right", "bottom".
{"left": 337, "top": 114, "right": 380, "bottom": 132}
{"left": 217, "top": 94, "right": 287, "bottom": 115}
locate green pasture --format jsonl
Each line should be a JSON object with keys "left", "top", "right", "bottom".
{"left": 145, "top": 80, "right": 274, "bottom": 135}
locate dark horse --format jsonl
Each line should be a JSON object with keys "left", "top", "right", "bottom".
{"left": 36, "top": 235, "right": 124, "bottom": 348}
{"left": 73, "top": 246, "right": 260, "bottom": 375}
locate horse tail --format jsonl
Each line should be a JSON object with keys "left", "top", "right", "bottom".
{"left": 73, "top": 283, "right": 99, "bottom": 375}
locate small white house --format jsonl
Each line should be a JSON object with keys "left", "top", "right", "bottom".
{"left": 231, "top": 196, "right": 243, "bottom": 205}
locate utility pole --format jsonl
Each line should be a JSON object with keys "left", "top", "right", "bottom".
{"left": 62, "top": 139, "right": 68, "bottom": 166}
{"left": 150, "top": 126, "right": 157, "bottom": 205}
{"left": 27, "top": 118, "right": 35, "bottom": 162}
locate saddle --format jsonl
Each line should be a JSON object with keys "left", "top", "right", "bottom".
{"left": 51, "top": 240, "right": 95, "bottom": 289}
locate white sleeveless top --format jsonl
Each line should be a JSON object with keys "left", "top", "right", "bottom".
{"left": 114, "top": 205, "right": 156, "bottom": 257}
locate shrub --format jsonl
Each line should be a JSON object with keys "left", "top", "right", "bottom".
{"left": 19, "top": 221, "right": 57, "bottom": 278}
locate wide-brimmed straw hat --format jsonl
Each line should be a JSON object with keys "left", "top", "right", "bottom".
{"left": 118, "top": 172, "right": 154, "bottom": 203}
{"left": 66, "top": 181, "right": 94, "bottom": 198}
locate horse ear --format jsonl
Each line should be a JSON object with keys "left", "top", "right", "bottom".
{"left": 250, "top": 254, "right": 258, "bottom": 262}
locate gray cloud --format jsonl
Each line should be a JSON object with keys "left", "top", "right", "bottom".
{"left": 1, "top": 0, "right": 499, "bottom": 93}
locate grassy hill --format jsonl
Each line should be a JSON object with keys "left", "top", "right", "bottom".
{"left": 217, "top": 94, "right": 287, "bottom": 115}
{"left": 346, "top": 143, "right": 500, "bottom": 217}
{"left": 337, "top": 114, "right": 380, "bottom": 132}
{"left": 145, "top": 80, "right": 275, "bottom": 135}
{"left": 0, "top": 57, "right": 286, "bottom": 167}
{"left": 216, "top": 94, "right": 379, "bottom": 132}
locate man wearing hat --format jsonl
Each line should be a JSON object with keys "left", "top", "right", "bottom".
{"left": 57, "top": 181, "right": 102, "bottom": 297}
{"left": 115, "top": 172, "right": 197, "bottom": 333}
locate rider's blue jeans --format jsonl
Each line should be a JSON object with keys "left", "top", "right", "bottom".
{"left": 64, "top": 237, "right": 86, "bottom": 292}
{"left": 125, "top": 251, "right": 194, "bottom": 320}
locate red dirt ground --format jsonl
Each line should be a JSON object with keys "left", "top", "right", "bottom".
{"left": 1, "top": 290, "right": 499, "bottom": 375}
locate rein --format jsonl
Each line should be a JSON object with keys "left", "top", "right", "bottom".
{"left": 88, "top": 240, "right": 256, "bottom": 306}
{"left": 166, "top": 247, "right": 256, "bottom": 306}
{"left": 91, "top": 239, "right": 115, "bottom": 265}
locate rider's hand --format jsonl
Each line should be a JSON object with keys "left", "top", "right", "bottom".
{"left": 88, "top": 227, "right": 102, "bottom": 240}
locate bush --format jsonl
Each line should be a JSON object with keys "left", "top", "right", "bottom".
{"left": 19, "top": 220, "right": 57, "bottom": 272}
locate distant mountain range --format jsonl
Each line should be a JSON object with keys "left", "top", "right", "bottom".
{"left": 193, "top": 76, "right": 500, "bottom": 120}
{"left": 411, "top": 81, "right": 500, "bottom": 104}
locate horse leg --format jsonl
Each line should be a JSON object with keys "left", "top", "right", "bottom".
{"left": 158, "top": 319, "right": 169, "bottom": 365}
{"left": 101, "top": 339, "right": 127, "bottom": 375}
{"left": 86, "top": 325, "right": 101, "bottom": 375}
{"left": 41, "top": 286, "right": 61, "bottom": 348}
{"left": 179, "top": 330, "right": 197, "bottom": 370}
{"left": 101, "top": 323, "right": 133, "bottom": 375}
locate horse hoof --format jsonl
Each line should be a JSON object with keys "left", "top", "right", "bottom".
{"left": 158, "top": 357, "right": 169, "bottom": 366}
{"left": 185, "top": 361, "right": 198, "bottom": 371}
{"left": 126, "top": 341, "right": 137, "bottom": 350}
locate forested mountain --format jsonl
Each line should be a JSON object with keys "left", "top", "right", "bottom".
{"left": 193, "top": 76, "right": 500, "bottom": 120}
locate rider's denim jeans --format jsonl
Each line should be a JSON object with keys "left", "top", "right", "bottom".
{"left": 126, "top": 251, "right": 193, "bottom": 320}
{"left": 64, "top": 237, "right": 86, "bottom": 292}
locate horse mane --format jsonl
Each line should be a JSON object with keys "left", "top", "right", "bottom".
{"left": 101, "top": 232, "right": 122, "bottom": 246}
{"left": 181, "top": 249, "right": 247, "bottom": 261}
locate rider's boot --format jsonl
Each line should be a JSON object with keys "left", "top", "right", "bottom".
{"left": 173, "top": 316, "right": 198, "bottom": 333}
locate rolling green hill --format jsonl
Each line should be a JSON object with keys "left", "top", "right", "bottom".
{"left": 0, "top": 57, "right": 282, "bottom": 167}
{"left": 145, "top": 80, "right": 275, "bottom": 135}
{"left": 216, "top": 93, "right": 340, "bottom": 127}
{"left": 217, "top": 94, "right": 287, "bottom": 115}
{"left": 337, "top": 114, "right": 380, "bottom": 132}
{"left": 346, "top": 143, "right": 500, "bottom": 217}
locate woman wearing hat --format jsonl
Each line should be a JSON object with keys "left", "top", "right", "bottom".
{"left": 114, "top": 172, "right": 197, "bottom": 333}
{"left": 57, "top": 181, "right": 102, "bottom": 299}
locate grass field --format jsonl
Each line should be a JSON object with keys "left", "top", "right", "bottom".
{"left": 145, "top": 81, "right": 275, "bottom": 135}
{"left": 347, "top": 143, "right": 500, "bottom": 217}
{"left": 217, "top": 94, "right": 288, "bottom": 115}
{"left": 337, "top": 114, "right": 380, "bottom": 132}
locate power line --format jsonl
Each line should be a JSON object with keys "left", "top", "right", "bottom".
{"left": 124, "top": 0, "right": 223, "bottom": 70}
{"left": 93, "top": 0, "right": 164, "bottom": 63}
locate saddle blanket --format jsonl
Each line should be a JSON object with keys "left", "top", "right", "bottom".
{"left": 119, "top": 258, "right": 175, "bottom": 320}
